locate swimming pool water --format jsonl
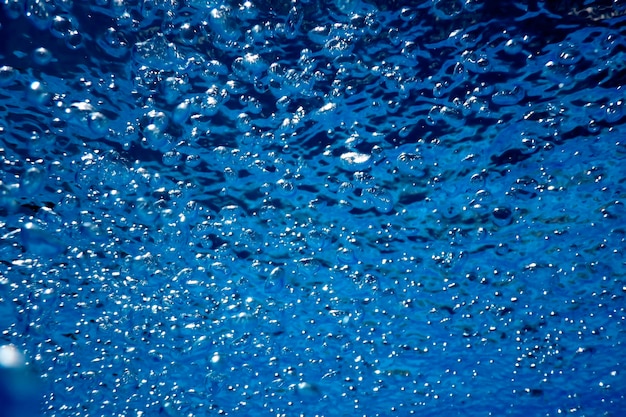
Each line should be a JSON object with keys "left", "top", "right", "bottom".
{"left": 1, "top": 0, "right": 625, "bottom": 416}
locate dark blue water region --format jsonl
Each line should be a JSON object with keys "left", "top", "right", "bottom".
{"left": 1, "top": 0, "right": 626, "bottom": 416}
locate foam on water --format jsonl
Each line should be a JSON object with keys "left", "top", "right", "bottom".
{"left": 1, "top": 0, "right": 626, "bottom": 416}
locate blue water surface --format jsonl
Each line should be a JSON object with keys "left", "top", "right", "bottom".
{"left": 1, "top": 0, "right": 626, "bottom": 416}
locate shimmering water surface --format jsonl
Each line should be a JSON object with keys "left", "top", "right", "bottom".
{"left": 1, "top": 1, "right": 626, "bottom": 416}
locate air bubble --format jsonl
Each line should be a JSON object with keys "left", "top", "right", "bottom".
{"left": 492, "top": 206, "right": 513, "bottom": 226}
{"left": 237, "top": 1, "right": 258, "bottom": 20}
{"left": 27, "top": 81, "right": 51, "bottom": 106}
{"left": 285, "top": 6, "right": 303, "bottom": 39}
{"left": 473, "top": 81, "right": 495, "bottom": 97}
{"left": 20, "top": 166, "right": 46, "bottom": 196}
{"left": 396, "top": 152, "right": 426, "bottom": 177}
{"left": 143, "top": 124, "right": 173, "bottom": 152}
{"left": 463, "top": 0, "right": 482, "bottom": 12}
{"left": 275, "top": 178, "right": 296, "bottom": 197}
{"left": 265, "top": 266, "right": 286, "bottom": 294}
{"left": 3, "top": 0, "right": 23, "bottom": 19}
{"left": 0, "top": 344, "right": 41, "bottom": 416}
{"left": 340, "top": 152, "right": 372, "bottom": 171}
{"left": 503, "top": 38, "right": 523, "bottom": 55}
{"left": 209, "top": 7, "right": 240, "bottom": 41}
{"left": 295, "top": 381, "right": 321, "bottom": 399}
{"left": 428, "top": 105, "right": 464, "bottom": 127}
{"left": 463, "top": 95, "right": 491, "bottom": 117}
{"left": 232, "top": 53, "right": 268, "bottom": 79}
{"left": 336, "top": 246, "right": 358, "bottom": 265}
{"left": 297, "top": 257, "right": 322, "bottom": 280}
{"left": 172, "top": 100, "right": 191, "bottom": 125}
{"left": 496, "top": 242, "right": 510, "bottom": 256}
{"left": 32, "top": 47, "right": 53, "bottom": 65}
{"left": 462, "top": 51, "right": 491, "bottom": 73}
{"left": 50, "top": 14, "right": 75, "bottom": 39}
{"left": 307, "top": 228, "right": 331, "bottom": 250}
{"left": 25, "top": 0, "right": 51, "bottom": 30}
{"left": 492, "top": 85, "right": 525, "bottom": 106}
{"left": 88, "top": 112, "right": 109, "bottom": 136}
{"left": 558, "top": 43, "right": 582, "bottom": 65}
{"left": 399, "top": 7, "right": 417, "bottom": 21}
{"left": 432, "top": 0, "right": 463, "bottom": 19}
{"left": 134, "top": 33, "right": 182, "bottom": 70}
{"left": 433, "top": 80, "right": 451, "bottom": 98}
{"left": 362, "top": 187, "right": 394, "bottom": 213}
{"left": 144, "top": 109, "right": 169, "bottom": 131}
{"left": 0, "top": 66, "right": 18, "bottom": 86}
{"left": 324, "top": 37, "right": 353, "bottom": 59}
{"left": 163, "top": 150, "right": 182, "bottom": 166}
{"left": 543, "top": 60, "right": 570, "bottom": 83}
{"left": 587, "top": 119, "right": 600, "bottom": 134}
{"left": 98, "top": 27, "right": 130, "bottom": 58}
{"left": 20, "top": 222, "right": 65, "bottom": 257}
{"left": 66, "top": 30, "right": 84, "bottom": 50}
{"left": 178, "top": 23, "right": 198, "bottom": 45}
{"left": 236, "top": 113, "right": 252, "bottom": 132}
{"left": 605, "top": 101, "right": 623, "bottom": 124}
{"left": 511, "top": 177, "right": 539, "bottom": 200}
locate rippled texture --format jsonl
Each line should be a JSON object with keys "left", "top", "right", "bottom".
{"left": 1, "top": 0, "right": 626, "bottom": 416}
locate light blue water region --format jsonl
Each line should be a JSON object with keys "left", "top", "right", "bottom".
{"left": 1, "top": 1, "right": 626, "bottom": 416}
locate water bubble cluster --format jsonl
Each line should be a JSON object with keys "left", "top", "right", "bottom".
{"left": 1, "top": 1, "right": 626, "bottom": 416}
